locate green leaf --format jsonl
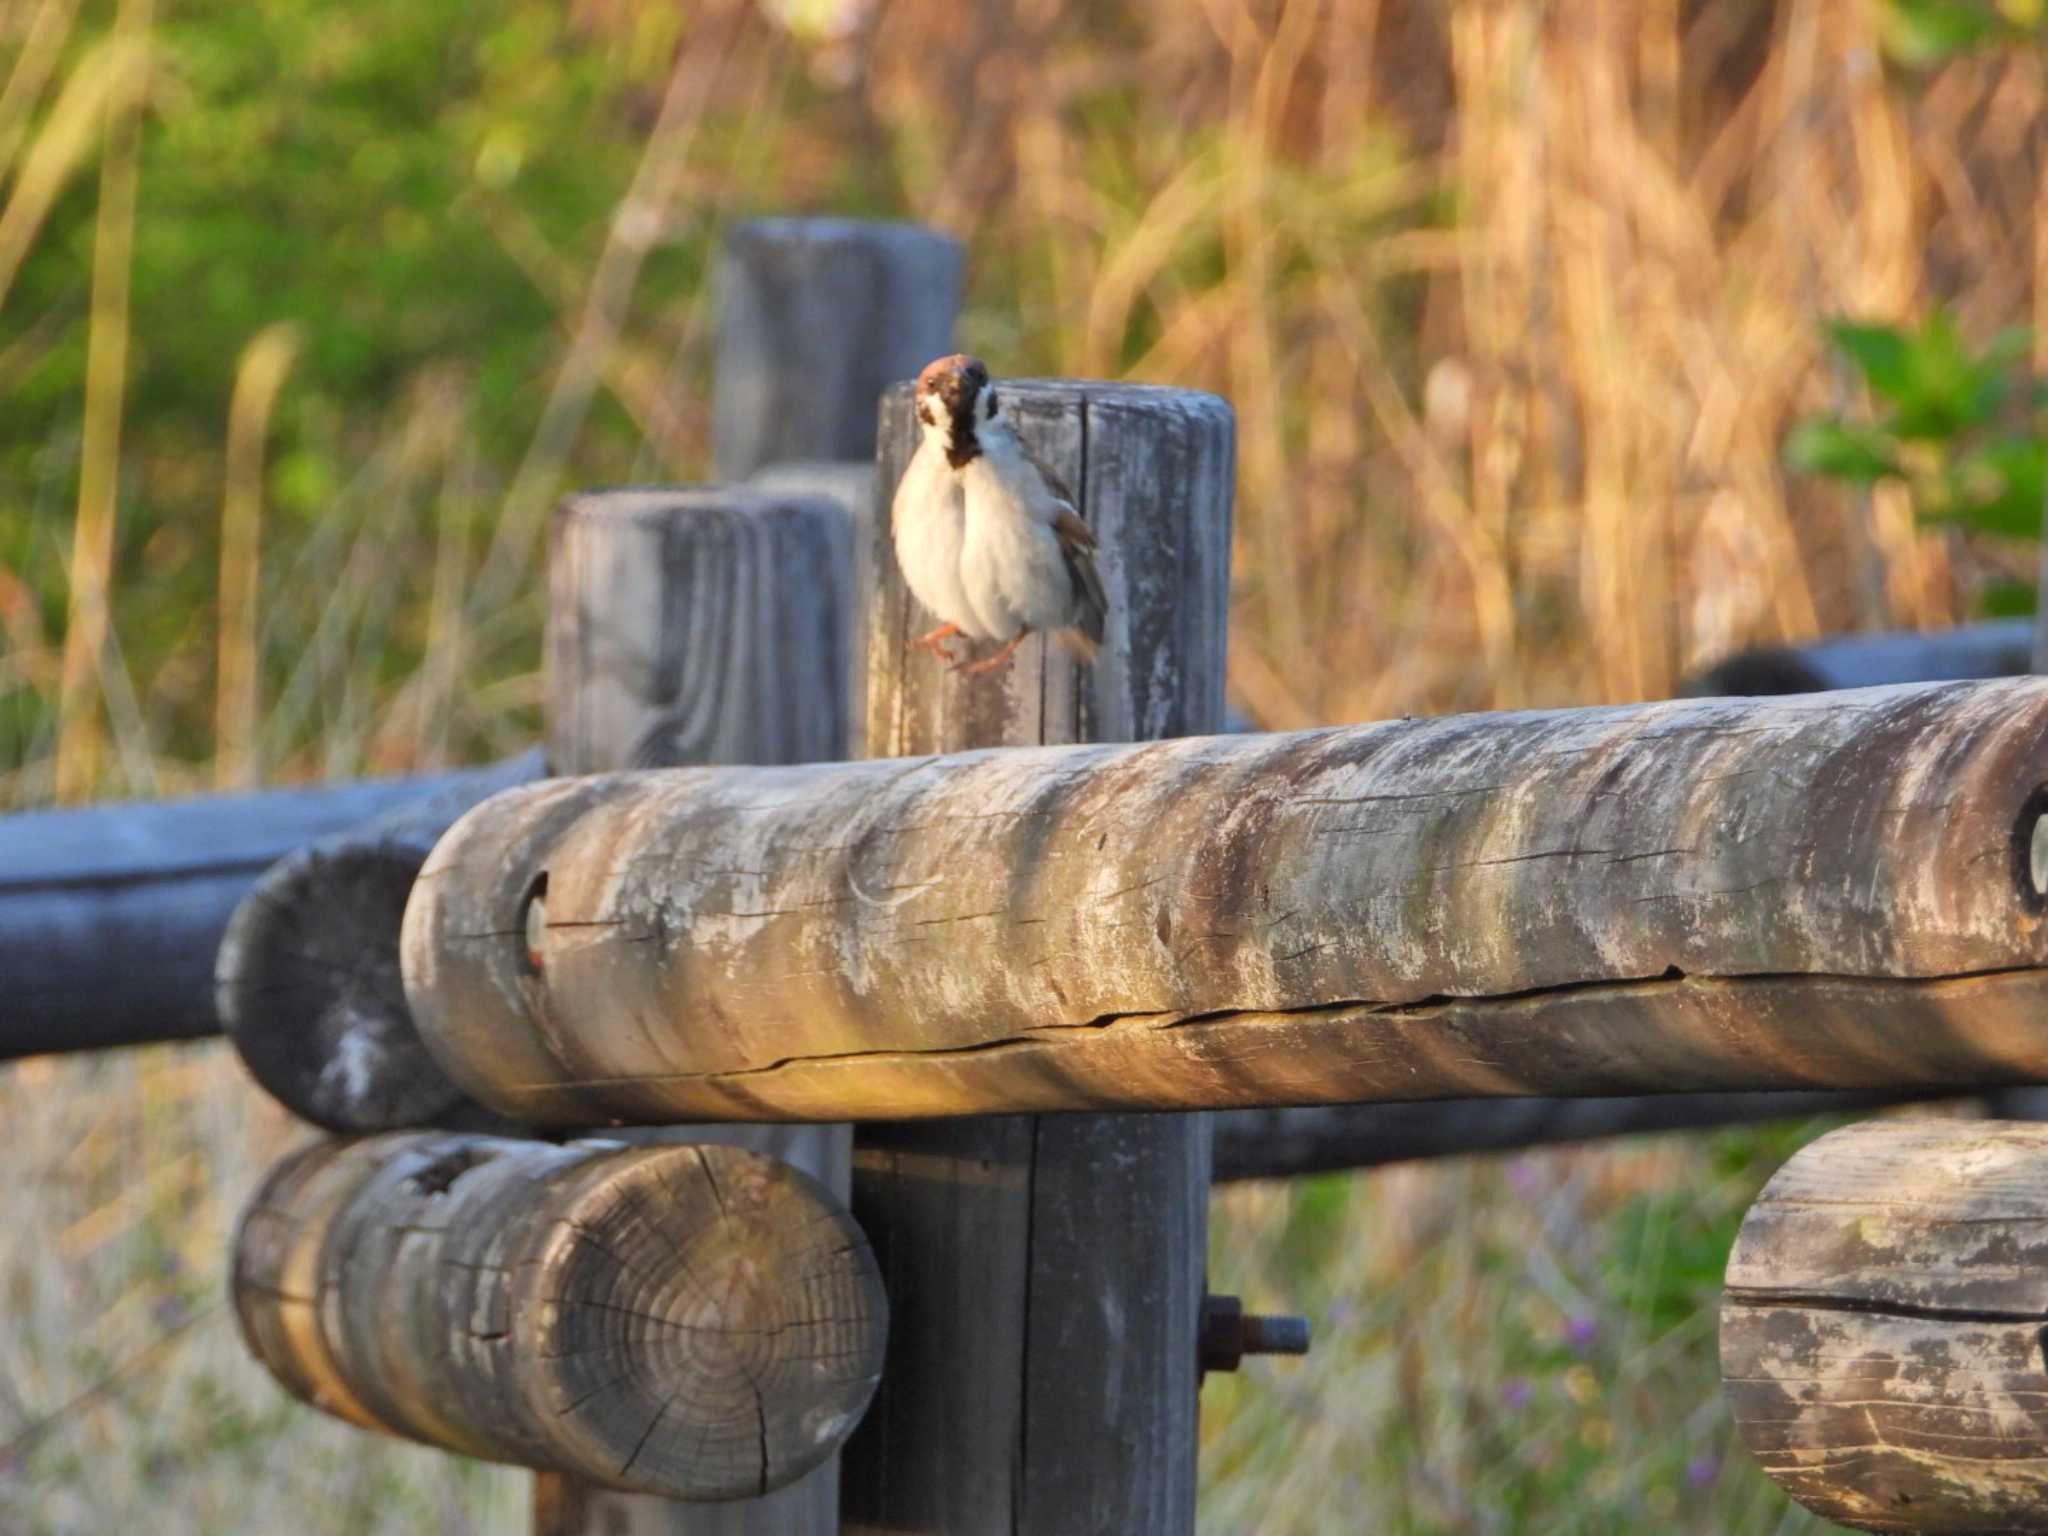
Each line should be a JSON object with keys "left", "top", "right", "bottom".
{"left": 1826, "top": 322, "right": 1915, "bottom": 402}
{"left": 1784, "top": 418, "right": 1901, "bottom": 483}
{"left": 1979, "top": 579, "right": 2037, "bottom": 618}
{"left": 1950, "top": 437, "right": 2046, "bottom": 538}
{"left": 1882, "top": 0, "right": 2003, "bottom": 65}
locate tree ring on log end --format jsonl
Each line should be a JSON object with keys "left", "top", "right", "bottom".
{"left": 530, "top": 1143, "right": 885, "bottom": 1500}
{"left": 232, "top": 1134, "right": 886, "bottom": 1502}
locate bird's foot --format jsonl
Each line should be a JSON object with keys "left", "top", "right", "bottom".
{"left": 953, "top": 634, "right": 1028, "bottom": 676}
{"left": 911, "top": 623, "right": 963, "bottom": 663}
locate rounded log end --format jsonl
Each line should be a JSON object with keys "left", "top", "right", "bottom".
{"left": 536, "top": 1142, "right": 887, "bottom": 1499}
{"left": 231, "top": 1134, "right": 886, "bottom": 1502}
{"left": 219, "top": 840, "right": 497, "bottom": 1133}
{"left": 399, "top": 777, "right": 638, "bottom": 1124}
{"left": 1722, "top": 1118, "right": 2048, "bottom": 1532}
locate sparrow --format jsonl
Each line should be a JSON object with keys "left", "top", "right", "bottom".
{"left": 890, "top": 354, "right": 1108, "bottom": 675}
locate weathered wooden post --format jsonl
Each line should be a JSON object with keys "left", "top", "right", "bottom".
{"left": 746, "top": 461, "right": 876, "bottom": 753}
{"left": 232, "top": 1133, "right": 886, "bottom": 1501}
{"left": 1722, "top": 1118, "right": 2048, "bottom": 1532}
{"left": 844, "top": 378, "right": 1233, "bottom": 1533}
{"left": 712, "top": 219, "right": 962, "bottom": 479}
{"left": 537, "top": 483, "right": 857, "bottom": 1536}
{"left": 212, "top": 218, "right": 955, "bottom": 1130}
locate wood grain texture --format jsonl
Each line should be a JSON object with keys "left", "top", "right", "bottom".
{"left": 1723, "top": 1118, "right": 2048, "bottom": 1532}
{"left": 0, "top": 769, "right": 482, "bottom": 1057}
{"left": 747, "top": 461, "right": 876, "bottom": 761}
{"left": 863, "top": 379, "right": 1233, "bottom": 751}
{"left": 541, "top": 484, "right": 860, "bottom": 1535}
{"left": 406, "top": 678, "right": 2048, "bottom": 1122}
{"left": 838, "top": 379, "right": 1228, "bottom": 1535}
{"left": 216, "top": 751, "right": 543, "bottom": 1131}
{"left": 712, "top": 219, "right": 962, "bottom": 479}
{"left": 546, "top": 489, "right": 852, "bottom": 779}
{"left": 231, "top": 1133, "right": 886, "bottom": 1501}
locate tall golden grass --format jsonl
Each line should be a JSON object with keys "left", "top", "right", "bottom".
{"left": 2, "top": 2, "right": 2042, "bottom": 1530}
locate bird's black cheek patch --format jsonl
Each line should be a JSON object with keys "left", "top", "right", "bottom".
{"left": 917, "top": 402, "right": 936, "bottom": 427}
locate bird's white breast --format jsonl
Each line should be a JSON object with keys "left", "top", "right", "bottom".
{"left": 891, "top": 440, "right": 980, "bottom": 635}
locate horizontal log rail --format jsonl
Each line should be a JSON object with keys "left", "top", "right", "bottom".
{"left": 401, "top": 678, "right": 2048, "bottom": 1125}
{"left": 1684, "top": 619, "right": 2032, "bottom": 697}
{"left": 1208, "top": 1090, "right": 1951, "bottom": 1180}
{"left": 0, "top": 767, "right": 497, "bottom": 1057}
{"left": 1722, "top": 1117, "right": 2048, "bottom": 1533}
{"left": 233, "top": 1132, "right": 886, "bottom": 1501}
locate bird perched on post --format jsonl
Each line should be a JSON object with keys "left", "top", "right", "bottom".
{"left": 891, "top": 354, "right": 1108, "bottom": 675}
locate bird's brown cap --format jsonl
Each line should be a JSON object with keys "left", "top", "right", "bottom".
{"left": 916, "top": 354, "right": 988, "bottom": 398}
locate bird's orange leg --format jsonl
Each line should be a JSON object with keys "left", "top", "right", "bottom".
{"left": 912, "top": 622, "right": 962, "bottom": 661}
{"left": 954, "top": 633, "right": 1029, "bottom": 676}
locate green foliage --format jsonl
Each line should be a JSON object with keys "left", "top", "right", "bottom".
{"left": 1787, "top": 312, "right": 2048, "bottom": 606}
{"left": 0, "top": 0, "right": 719, "bottom": 771}
{"left": 1881, "top": 0, "right": 2047, "bottom": 65}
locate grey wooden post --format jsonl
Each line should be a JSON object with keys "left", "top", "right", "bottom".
{"left": 842, "top": 379, "right": 1233, "bottom": 1534}
{"left": 537, "top": 485, "right": 855, "bottom": 1536}
{"left": 713, "top": 219, "right": 963, "bottom": 480}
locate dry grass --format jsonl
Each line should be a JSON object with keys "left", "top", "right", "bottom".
{"left": 3, "top": 1, "right": 2044, "bottom": 1530}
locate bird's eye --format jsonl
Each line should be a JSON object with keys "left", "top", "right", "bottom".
{"left": 985, "top": 390, "right": 999, "bottom": 418}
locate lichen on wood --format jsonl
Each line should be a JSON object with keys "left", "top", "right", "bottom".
{"left": 1724, "top": 1117, "right": 2048, "bottom": 1532}
{"left": 404, "top": 678, "right": 2048, "bottom": 1124}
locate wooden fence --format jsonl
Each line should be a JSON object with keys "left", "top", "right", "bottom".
{"left": 7, "top": 216, "right": 2048, "bottom": 1534}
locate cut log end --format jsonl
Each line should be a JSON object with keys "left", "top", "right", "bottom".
{"left": 540, "top": 1144, "right": 884, "bottom": 1499}
{"left": 1722, "top": 1118, "right": 2048, "bottom": 1533}
{"left": 232, "top": 1134, "right": 886, "bottom": 1502}
{"left": 214, "top": 751, "right": 543, "bottom": 1132}
{"left": 218, "top": 841, "right": 487, "bottom": 1132}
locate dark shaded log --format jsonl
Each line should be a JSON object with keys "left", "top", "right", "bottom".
{"left": 540, "top": 483, "right": 859, "bottom": 1535}
{"left": 1210, "top": 1091, "right": 1945, "bottom": 1180}
{"left": 712, "top": 219, "right": 962, "bottom": 479}
{"left": 217, "top": 752, "right": 544, "bottom": 1131}
{"left": 405, "top": 678, "right": 2048, "bottom": 1123}
{"left": 232, "top": 1133, "right": 886, "bottom": 1501}
{"left": 0, "top": 769, "right": 487, "bottom": 1057}
{"left": 1723, "top": 1118, "right": 2048, "bottom": 1533}
{"left": 841, "top": 378, "right": 1229, "bottom": 1535}
{"left": 1684, "top": 620, "right": 2032, "bottom": 697}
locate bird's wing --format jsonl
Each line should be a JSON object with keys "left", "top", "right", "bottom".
{"left": 1017, "top": 439, "right": 1081, "bottom": 513}
{"left": 1053, "top": 508, "right": 1109, "bottom": 648}
{"left": 1017, "top": 439, "right": 1108, "bottom": 650}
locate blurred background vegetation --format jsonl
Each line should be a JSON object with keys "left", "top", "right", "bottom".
{"left": 3, "top": 0, "right": 2047, "bottom": 1530}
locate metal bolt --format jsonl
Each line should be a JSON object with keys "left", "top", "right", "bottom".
{"left": 1199, "top": 1293, "right": 1311, "bottom": 1375}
